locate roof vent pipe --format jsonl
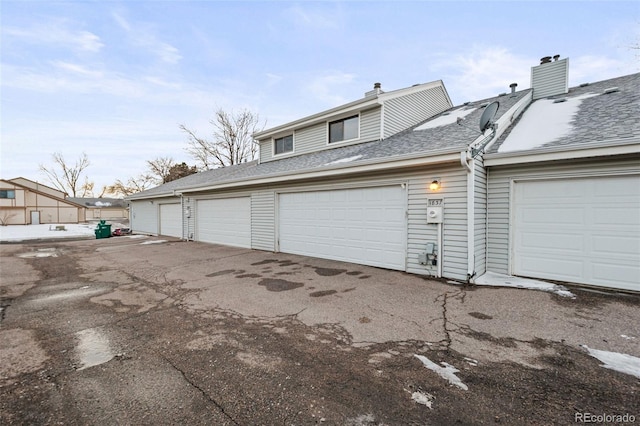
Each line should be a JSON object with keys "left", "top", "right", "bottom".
{"left": 540, "top": 56, "right": 552, "bottom": 64}
{"left": 365, "top": 82, "right": 384, "bottom": 98}
{"left": 509, "top": 83, "right": 518, "bottom": 93}
{"left": 553, "top": 54, "right": 560, "bottom": 61}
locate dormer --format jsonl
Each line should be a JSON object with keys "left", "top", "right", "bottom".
{"left": 255, "top": 80, "right": 453, "bottom": 163}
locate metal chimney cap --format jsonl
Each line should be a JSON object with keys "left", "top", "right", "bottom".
{"left": 553, "top": 54, "right": 560, "bottom": 61}
{"left": 540, "top": 56, "right": 552, "bottom": 64}
{"left": 373, "top": 82, "right": 381, "bottom": 89}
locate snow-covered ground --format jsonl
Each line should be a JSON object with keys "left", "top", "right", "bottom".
{"left": 0, "top": 224, "right": 98, "bottom": 242}
{"left": 582, "top": 345, "right": 640, "bottom": 379}
{"left": 414, "top": 354, "right": 469, "bottom": 390}
{"left": 474, "top": 271, "right": 575, "bottom": 298}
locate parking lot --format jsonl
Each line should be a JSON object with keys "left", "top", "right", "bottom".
{"left": 1, "top": 235, "right": 638, "bottom": 424}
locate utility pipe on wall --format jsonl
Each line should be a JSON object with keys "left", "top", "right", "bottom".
{"left": 461, "top": 150, "right": 475, "bottom": 282}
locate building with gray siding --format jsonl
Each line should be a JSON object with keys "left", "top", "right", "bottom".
{"left": 128, "top": 57, "right": 640, "bottom": 292}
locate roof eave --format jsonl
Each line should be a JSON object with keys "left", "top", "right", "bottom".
{"left": 253, "top": 98, "right": 382, "bottom": 140}
{"left": 253, "top": 80, "right": 447, "bottom": 140}
{"left": 484, "top": 137, "right": 640, "bottom": 166}
{"left": 178, "top": 148, "right": 462, "bottom": 194}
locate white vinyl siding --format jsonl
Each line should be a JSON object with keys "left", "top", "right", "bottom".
{"left": 383, "top": 86, "right": 451, "bottom": 138}
{"left": 279, "top": 186, "right": 406, "bottom": 270}
{"left": 359, "top": 108, "right": 381, "bottom": 142}
{"left": 130, "top": 200, "right": 158, "bottom": 235}
{"left": 196, "top": 197, "right": 251, "bottom": 248}
{"left": 159, "top": 203, "right": 182, "bottom": 238}
{"left": 487, "top": 157, "right": 640, "bottom": 290}
{"left": 474, "top": 159, "right": 487, "bottom": 276}
{"left": 531, "top": 58, "right": 569, "bottom": 100}
{"left": 251, "top": 191, "right": 275, "bottom": 251}
{"left": 406, "top": 167, "right": 469, "bottom": 280}
{"left": 290, "top": 123, "right": 325, "bottom": 156}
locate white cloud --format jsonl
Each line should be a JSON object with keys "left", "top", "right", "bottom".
{"left": 306, "top": 71, "right": 358, "bottom": 106}
{"left": 51, "top": 61, "right": 104, "bottom": 78}
{"left": 284, "top": 4, "right": 343, "bottom": 30}
{"left": 433, "top": 47, "right": 532, "bottom": 104}
{"left": 111, "top": 11, "right": 182, "bottom": 64}
{"left": 3, "top": 21, "right": 104, "bottom": 53}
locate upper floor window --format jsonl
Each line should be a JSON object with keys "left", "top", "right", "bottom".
{"left": 274, "top": 134, "right": 293, "bottom": 155}
{"left": 329, "top": 115, "right": 359, "bottom": 143}
{"left": 0, "top": 190, "right": 15, "bottom": 199}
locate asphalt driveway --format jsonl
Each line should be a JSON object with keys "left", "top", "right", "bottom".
{"left": 1, "top": 235, "right": 638, "bottom": 424}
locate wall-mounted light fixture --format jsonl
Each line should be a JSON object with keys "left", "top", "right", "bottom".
{"left": 429, "top": 179, "right": 441, "bottom": 191}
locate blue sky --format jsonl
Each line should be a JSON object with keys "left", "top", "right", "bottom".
{"left": 1, "top": 0, "right": 638, "bottom": 194}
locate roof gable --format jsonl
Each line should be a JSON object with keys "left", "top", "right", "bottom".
{"left": 253, "top": 80, "right": 449, "bottom": 140}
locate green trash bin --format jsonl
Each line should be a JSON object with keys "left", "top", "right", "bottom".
{"left": 95, "top": 221, "right": 112, "bottom": 239}
{"left": 101, "top": 224, "right": 112, "bottom": 238}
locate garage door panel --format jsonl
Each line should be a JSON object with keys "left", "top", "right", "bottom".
{"left": 197, "top": 198, "right": 250, "bottom": 248}
{"left": 159, "top": 203, "right": 182, "bottom": 238}
{"left": 279, "top": 186, "right": 406, "bottom": 271}
{"left": 514, "top": 175, "right": 640, "bottom": 291}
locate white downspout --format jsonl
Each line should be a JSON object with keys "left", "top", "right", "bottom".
{"left": 461, "top": 150, "right": 475, "bottom": 282}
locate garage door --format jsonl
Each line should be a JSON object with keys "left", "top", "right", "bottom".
{"left": 513, "top": 175, "right": 640, "bottom": 291}
{"left": 279, "top": 186, "right": 406, "bottom": 270}
{"left": 196, "top": 197, "right": 251, "bottom": 248}
{"left": 159, "top": 203, "right": 182, "bottom": 238}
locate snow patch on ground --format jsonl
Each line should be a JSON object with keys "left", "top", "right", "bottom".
{"left": 475, "top": 271, "right": 575, "bottom": 298}
{"left": 414, "top": 107, "right": 476, "bottom": 131}
{"left": 325, "top": 155, "right": 363, "bottom": 166}
{"left": 0, "top": 224, "right": 96, "bottom": 242}
{"left": 498, "top": 93, "right": 599, "bottom": 152}
{"left": 414, "top": 354, "right": 468, "bottom": 390}
{"left": 411, "top": 390, "right": 434, "bottom": 408}
{"left": 581, "top": 345, "right": 640, "bottom": 379}
{"left": 140, "top": 240, "right": 167, "bottom": 245}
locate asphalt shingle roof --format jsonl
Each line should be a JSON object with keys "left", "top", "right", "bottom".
{"left": 487, "top": 72, "right": 640, "bottom": 154}
{"left": 129, "top": 89, "right": 530, "bottom": 199}
{"left": 126, "top": 71, "right": 639, "bottom": 200}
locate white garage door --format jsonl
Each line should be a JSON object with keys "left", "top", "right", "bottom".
{"left": 513, "top": 175, "right": 640, "bottom": 291}
{"left": 159, "top": 203, "right": 182, "bottom": 238}
{"left": 279, "top": 186, "right": 406, "bottom": 270}
{"left": 131, "top": 200, "right": 157, "bottom": 235}
{"left": 196, "top": 197, "right": 251, "bottom": 248}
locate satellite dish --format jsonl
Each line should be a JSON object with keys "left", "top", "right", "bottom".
{"left": 479, "top": 101, "right": 499, "bottom": 132}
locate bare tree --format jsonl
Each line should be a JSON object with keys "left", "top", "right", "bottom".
{"left": 180, "top": 108, "right": 265, "bottom": 170}
{"left": 39, "top": 152, "right": 93, "bottom": 197}
{"left": 146, "top": 156, "right": 176, "bottom": 184}
{"left": 105, "top": 176, "right": 155, "bottom": 197}
{"left": 0, "top": 211, "right": 17, "bottom": 226}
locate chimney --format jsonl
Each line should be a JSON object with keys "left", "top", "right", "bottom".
{"left": 364, "top": 82, "right": 384, "bottom": 98}
{"left": 531, "top": 55, "right": 569, "bottom": 100}
{"left": 509, "top": 83, "right": 518, "bottom": 94}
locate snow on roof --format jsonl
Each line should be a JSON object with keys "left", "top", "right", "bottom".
{"left": 497, "top": 93, "right": 600, "bottom": 153}
{"left": 324, "top": 155, "right": 363, "bottom": 166}
{"left": 414, "top": 107, "right": 476, "bottom": 131}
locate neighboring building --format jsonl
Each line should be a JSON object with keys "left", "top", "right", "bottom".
{"left": 127, "top": 57, "right": 640, "bottom": 292}
{"left": 0, "top": 178, "right": 87, "bottom": 225}
{"left": 68, "top": 198, "right": 129, "bottom": 222}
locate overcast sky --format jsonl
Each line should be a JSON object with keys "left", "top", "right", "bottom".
{"left": 1, "top": 1, "right": 638, "bottom": 195}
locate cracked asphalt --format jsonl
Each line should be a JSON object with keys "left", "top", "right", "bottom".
{"left": 1, "top": 235, "right": 639, "bottom": 425}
